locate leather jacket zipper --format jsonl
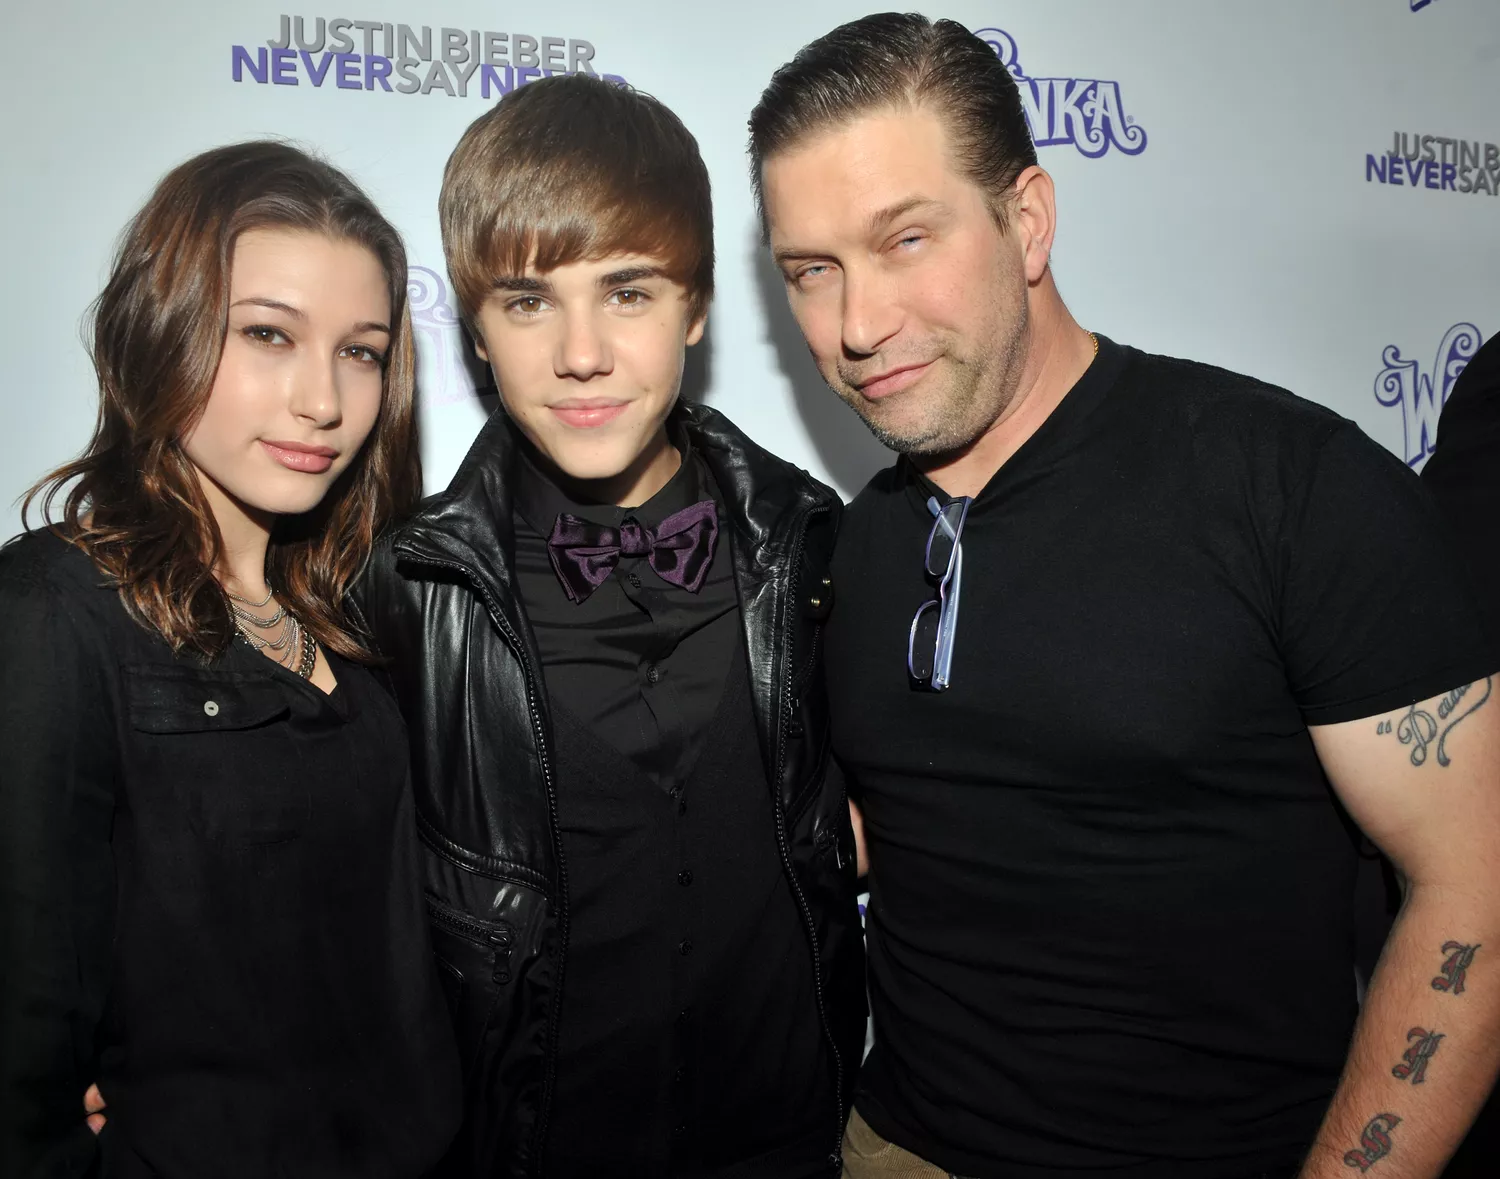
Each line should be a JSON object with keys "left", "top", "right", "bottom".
{"left": 395, "top": 547, "right": 568, "bottom": 1178}
{"left": 768, "top": 504, "right": 846, "bottom": 1173}
{"left": 427, "top": 896, "right": 515, "bottom": 984}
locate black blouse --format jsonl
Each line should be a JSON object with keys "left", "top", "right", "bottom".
{"left": 0, "top": 531, "right": 460, "bottom": 1178}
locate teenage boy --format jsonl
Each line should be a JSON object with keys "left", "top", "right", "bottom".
{"left": 352, "top": 75, "right": 864, "bottom": 1178}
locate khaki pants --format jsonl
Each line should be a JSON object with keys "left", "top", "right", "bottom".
{"left": 841, "top": 1108, "right": 957, "bottom": 1178}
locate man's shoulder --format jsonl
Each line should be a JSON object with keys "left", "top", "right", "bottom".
{"left": 1124, "top": 347, "right": 1344, "bottom": 436}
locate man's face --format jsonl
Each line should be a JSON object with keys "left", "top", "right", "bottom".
{"left": 762, "top": 105, "right": 1031, "bottom": 456}
{"left": 472, "top": 253, "right": 705, "bottom": 500}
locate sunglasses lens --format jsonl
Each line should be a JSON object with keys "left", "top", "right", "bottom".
{"left": 909, "top": 601, "right": 940, "bottom": 681}
{"left": 924, "top": 501, "right": 966, "bottom": 578}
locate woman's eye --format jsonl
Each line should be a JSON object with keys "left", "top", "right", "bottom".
{"left": 343, "top": 344, "right": 386, "bottom": 366}
{"left": 244, "top": 325, "right": 288, "bottom": 345}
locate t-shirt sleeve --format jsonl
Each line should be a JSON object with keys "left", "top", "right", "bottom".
{"left": 1278, "top": 420, "right": 1495, "bottom": 726}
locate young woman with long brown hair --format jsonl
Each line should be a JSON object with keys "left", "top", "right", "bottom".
{"left": 0, "top": 141, "right": 460, "bottom": 1177}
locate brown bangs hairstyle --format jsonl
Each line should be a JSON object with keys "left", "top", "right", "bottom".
{"left": 24, "top": 140, "right": 421, "bottom": 661}
{"left": 440, "top": 74, "right": 713, "bottom": 331}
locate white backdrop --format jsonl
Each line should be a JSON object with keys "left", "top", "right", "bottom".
{"left": 2, "top": 0, "right": 1498, "bottom": 540}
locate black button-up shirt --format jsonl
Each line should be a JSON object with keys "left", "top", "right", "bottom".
{"left": 512, "top": 429, "right": 740, "bottom": 788}
{"left": 511, "top": 429, "right": 830, "bottom": 1177}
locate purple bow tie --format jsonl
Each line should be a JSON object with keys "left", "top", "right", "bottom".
{"left": 546, "top": 500, "right": 719, "bottom": 604}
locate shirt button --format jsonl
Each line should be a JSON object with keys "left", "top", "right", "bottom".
{"left": 677, "top": 798, "right": 687, "bottom": 817}
{"left": 628, "top": 572, "right": 642, "bottom": 588}
{"left": 676, "top": 1006, "right": 691, "bottom": 1023}
{"left": 673, "top": 1123, "right": 687, "bottom": 1137}
{"left": 677, "top": 869, "right": 693, "bottom": 887}
{"left": 203, "top": 700, "right": 220, "bottom": 717}
{"left": 646, "top": 664, "right": 661, "bottom": 685}
{"left": 678, "top": 937, "right": 693, "bottom": 956}
{"left": 674, "top": 1067, "right": 685, "bottom": 1084}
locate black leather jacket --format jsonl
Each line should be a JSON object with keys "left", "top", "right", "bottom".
{"left": 351, "top": 402, "right": 865, "bottom": 1178}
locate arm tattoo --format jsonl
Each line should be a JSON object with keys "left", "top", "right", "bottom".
{"left": 1343, "top": 1113, "right": 1402, "bottom": 1171}
{"left": 1374, "top": 677, "right": 1492, "bottom": 767}
{"left": 1432, "top": 942, "right": 1481, "bottom": 993}
{"left": 1391, "top": 1027, "right": 1443, "bottom": 1083}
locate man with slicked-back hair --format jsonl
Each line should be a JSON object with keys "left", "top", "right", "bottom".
{"left": 752, "top": 13, "right": 1500, "bottom": 1179}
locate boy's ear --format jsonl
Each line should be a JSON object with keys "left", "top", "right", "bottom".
{"left": 473, "top": 334, "right": 490, "bottom": 363}
{"left": 686, "top": 313, "right": 706, "bottom": 348}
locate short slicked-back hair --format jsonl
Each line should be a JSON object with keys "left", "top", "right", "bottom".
{"left": 441, "top": 75, "right": 713, "bottom": 330}
{"left": 748, "top": 12, "right": 1038, "bottom": 237}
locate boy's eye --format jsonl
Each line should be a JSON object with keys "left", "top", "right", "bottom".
{"left": 610, "top": 288, "right": 649, "bottom": 307}
{"left": 508, "top": 295, "right": 546, "bottom": 315}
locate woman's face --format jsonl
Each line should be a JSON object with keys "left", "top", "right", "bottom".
{"left": 181, "top": 228, "right": 391, "bottom": 523}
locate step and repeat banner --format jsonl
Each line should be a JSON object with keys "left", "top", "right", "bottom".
{"left": 1, "top": 0, "right": 1496, "bottom": 539}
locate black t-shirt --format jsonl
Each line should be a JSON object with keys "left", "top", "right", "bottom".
{"left": 826, "top": 337, "right": 1492, "bottom": 1179}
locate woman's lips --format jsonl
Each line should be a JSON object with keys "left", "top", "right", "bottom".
{"left": 261, "top": 440, "right": 336, "bottom": 474}
{"left": 550, "top": 401, "right": 629, "bottom": 428}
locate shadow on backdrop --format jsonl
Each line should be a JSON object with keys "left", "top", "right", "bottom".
{"left": 748, "top": 228, "right": 892, "bottom": 497}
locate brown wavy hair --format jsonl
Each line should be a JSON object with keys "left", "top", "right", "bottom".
{"left": 24, "top": 140, "right": 421, "bottom": 661}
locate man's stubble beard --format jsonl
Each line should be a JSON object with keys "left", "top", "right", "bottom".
{"left": 828, "top": 298, "right": 1030, "bottom": 458}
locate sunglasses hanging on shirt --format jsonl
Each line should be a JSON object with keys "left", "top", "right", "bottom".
{"left": 907, "top": 494, "right": 972, "bottom": 692}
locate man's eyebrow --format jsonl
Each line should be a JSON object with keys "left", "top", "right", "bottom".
{"left": 598, "top": 264, "right": 667, "bottom": 287}
{"left": 231, "top": 297, "right": 306, "bottom": 320}
{"left": 491, "top": 275, "right": 554, "bottom": 295}
{"left": 865, "top": 196, "right": 950, "bottom": 235}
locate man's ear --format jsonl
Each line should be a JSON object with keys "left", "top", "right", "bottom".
{"left": 1009, "top": 165, "right": 1059, "bottom": 285}
{"left": 686, "top": 312, "right": 707, "bottom": 348}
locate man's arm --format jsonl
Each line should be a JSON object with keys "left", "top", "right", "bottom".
{"left": 1299, "top": 676, "right": 1500, "bottom": 1178}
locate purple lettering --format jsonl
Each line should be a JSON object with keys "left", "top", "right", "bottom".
{"left": 336, "top": 53, "right": 360, "bottom": 89}
{"left": 1366, "top": 154, "right": 1389, "bottom": 183}
{"left": 481, "top": 64, "right": 513, "bottom": 97}
{"left": 516, "top": 65, "right": 541, "bottom": 86}
{"left": 366, "top": 56, "right": 393, "bottom": 91}
{"left": 1425, "top": 161, "right": 1440, "bottom": 189}
{"left": 300, "top": 50, "right": 333, "bottom": 87}
{"left": 1441, "top": 163, "right": 1457, "bottom": 190}
{"left": 232, "top": 45, "right": 268, "bottom": 84}
{"left": 272, "top": 47, "right": 298, "bottom": 85}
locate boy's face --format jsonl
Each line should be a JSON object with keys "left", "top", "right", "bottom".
{"left": 473, "top": 253, "right": 705, "bottom": 504}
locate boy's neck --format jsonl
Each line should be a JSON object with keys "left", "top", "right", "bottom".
{"left": 548, "top": 426, "right": 682, "bottom": 509}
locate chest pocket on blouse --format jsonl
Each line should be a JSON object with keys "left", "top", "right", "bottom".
{"left": 124, "top": 665, "right": 304, "bottom": 845}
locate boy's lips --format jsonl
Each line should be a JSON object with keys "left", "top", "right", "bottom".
{"left": 549, "top": 399, "right": 630, "bottom": 428}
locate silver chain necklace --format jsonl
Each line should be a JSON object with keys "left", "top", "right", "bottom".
{"left": 227, "top": 583, "right": 316, "bottom": 679}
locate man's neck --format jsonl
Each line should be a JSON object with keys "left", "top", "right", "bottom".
{"left": 919, "top": 305, "right": 1095, "bottom": 500}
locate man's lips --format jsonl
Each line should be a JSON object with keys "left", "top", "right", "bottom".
{"left": 853, "top": 360, "right": 934, "bottom": 401}
{"left": 261, "top": 439, "right": 337, "bottom": 474}
{"left": 549, "top": 400, "right": 629, "bottom": 428}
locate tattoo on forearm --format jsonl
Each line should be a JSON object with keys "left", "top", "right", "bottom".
{"left": 1374, "top": 677, "right": 1492, "bottom": 767}
{"left": 1343, "top": 1113, "right": 1402, "bottom": 1172}
{"left": 1391, "top": 1027, "right": 1443, "bottom": 1084}
{"left": 1432, "top": 942, "right": 1480, "bottom": 994}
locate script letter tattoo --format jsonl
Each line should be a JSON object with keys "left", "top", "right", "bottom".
{"left": 1432, "top": 942, "right": 1480, "bottom": 994}
{"left": 1391, "top": 1027, "right": 1444, "bottom": 1084}
{"left": 1343, "top": 1113, "right": 1401, "bottom": 1171}
{"left": 1375, "top": 677, "right": 1492, "bottom": 767}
